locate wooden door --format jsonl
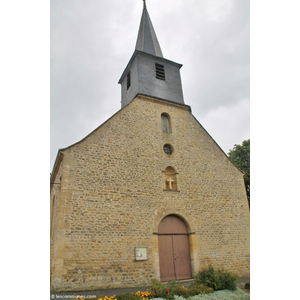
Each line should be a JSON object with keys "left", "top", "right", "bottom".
{"left": 158, "top": 235, "right": 176, "bottom": 281}
{"left": 173, "top": 235, "right": 192, "bottom": 280}
{"left": 158, "top": 215, "right": 192, "bottom": 281}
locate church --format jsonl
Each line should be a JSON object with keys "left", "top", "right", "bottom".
{"left": 50, "top": 1, "right": 250, "bottom": 292}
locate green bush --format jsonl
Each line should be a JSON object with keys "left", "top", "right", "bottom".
{"left": 195, "top": 266, "right": 238, "bottom": 291}
{"left": 150, "top": 278, "right": 216, "bottom": 299}
{"left": 116, "top": 293, "right": 141, "bottom": 300}
{"left": 172, "top": 286, "right": 190, "bottom": 298}
{"left": 187, "top": 283, "right": 214, "bottom": 296}
{"left": 173, "top": 284, "right": 213, "bottom": 298}
{"left": 151, "top": 281, "right": 213, "bottom": 299}
{"left": 151, "top": 279, "right": 177, "bottom": 300}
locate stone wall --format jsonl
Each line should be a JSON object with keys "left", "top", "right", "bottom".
{"left": 50, "top": 95, "right": 250, "bottom": 292}
{"left": 50, "top": 153, "right": 63, "bottom": 285}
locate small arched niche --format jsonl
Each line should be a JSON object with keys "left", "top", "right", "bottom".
{"left": 164, "top": 166, "right": 177, "bottom": 191}
{"left": 161, "top": 113, "right": 171, "bottom": 133}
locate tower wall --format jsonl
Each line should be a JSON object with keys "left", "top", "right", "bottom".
{"left": 121, "top": 56, "right": 139, "bottom": 107}
{"left": 120, "top": 52, "right": 184, "bottom": 108}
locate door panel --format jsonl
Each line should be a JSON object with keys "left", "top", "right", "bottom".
{"left": 173, "top": 235, "right": 192, "bottom": 280}
{"left": 158, "top": 235, "right": 175, "bottom": 281}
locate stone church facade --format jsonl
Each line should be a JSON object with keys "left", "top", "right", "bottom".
{"left": 50, "top": 2, "right": 250, "bottom": 293}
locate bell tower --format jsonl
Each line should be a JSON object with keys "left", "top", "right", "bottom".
{"left": 118, "top": 0, "right": 185, "bottom": 107}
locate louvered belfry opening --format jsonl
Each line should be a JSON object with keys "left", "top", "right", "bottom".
{"left": 155, "top": 63, "right": 165, "bottom": 80}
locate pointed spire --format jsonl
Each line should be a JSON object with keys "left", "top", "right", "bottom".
{"left": 135, "top": 1, "right": 163, "bottom": 58}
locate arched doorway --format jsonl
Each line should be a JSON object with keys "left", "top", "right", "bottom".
{"left": 158, "top": 215, "right": 192, "bottom": 281}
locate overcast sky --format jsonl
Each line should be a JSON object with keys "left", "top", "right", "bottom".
{"left": 50, "top": 0, "right": 250, "bottom": 171}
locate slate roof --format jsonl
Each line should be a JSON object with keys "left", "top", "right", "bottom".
{"left": 135, "top": 2, "right": 163, "bottom": 58}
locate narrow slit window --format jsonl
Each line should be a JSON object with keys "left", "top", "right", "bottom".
{"left": 155, "top": 63, "right": 165, "bottom": 80}
{"left": 161, "top": 113, "right": 171, "bottom": 133}
{"left": 127, "top": 71, "right": 131, "bottom": 90}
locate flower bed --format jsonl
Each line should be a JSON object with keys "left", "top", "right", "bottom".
{"left": 72, "top": 267, "right": 248, "bottom": 300}
{"left": 73, "top": 287, "right": 249, "bottom": 300}
{"left": 98, "top": 296, "right": 117, "bottom": 300}
{"left": 173, "top": 288, "right": 250, "bottom": 300}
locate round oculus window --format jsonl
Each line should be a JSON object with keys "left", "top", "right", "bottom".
{"left": 163, "top": 144, "right": 173, "bottom": 155}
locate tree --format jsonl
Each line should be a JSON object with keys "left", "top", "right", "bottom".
{"left": 228, "top": 139, "right": 250, "bottom": 207}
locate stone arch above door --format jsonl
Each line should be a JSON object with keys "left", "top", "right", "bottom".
{"left": 152, "top": 211, "right": 195, "bottom": 235}
{"left": 158, "top": 214, "right": 188, "bottom": 234}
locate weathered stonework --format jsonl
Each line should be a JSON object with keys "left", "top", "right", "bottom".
{"left": 50, "top": 95, "right": 250, "bottom": 292}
